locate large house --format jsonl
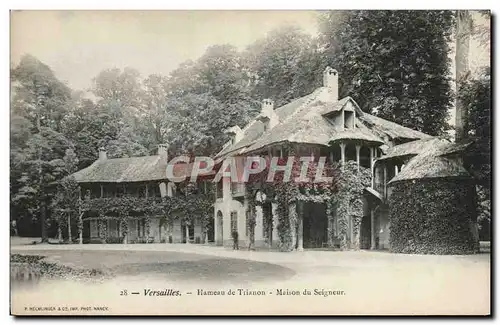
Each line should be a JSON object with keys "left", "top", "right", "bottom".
{"left": 71, "top": 145, "right": 213, "bottom": 244}
{"left": 213, "top": 67, "right": 478, "bottom": 253}
{"left": 69, "top": 66, "right": 478, "bottom": 254}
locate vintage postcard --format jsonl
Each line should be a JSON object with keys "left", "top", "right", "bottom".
{"left": 10, "top": 10, "right": 491, "bottom": 316}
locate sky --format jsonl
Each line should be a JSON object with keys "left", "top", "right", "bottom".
{"left": 10, "top": 10, "right": 490, "bottom": 127}
{"left": 11, "top": 10, "right": 320, "bottom": 91}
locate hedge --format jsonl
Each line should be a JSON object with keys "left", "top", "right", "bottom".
{"left": 388, "top": 178, "right": 478, "bottom": 255}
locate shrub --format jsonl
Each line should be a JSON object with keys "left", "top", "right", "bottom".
{"left": 388, "top": 178, "right": 478, "bottom": 255}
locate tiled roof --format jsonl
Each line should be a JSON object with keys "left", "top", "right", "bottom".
{"left": 376, "top": 138, "right": 446, "bottom": 162}
{"left": 71, "top": 156, "right": 214, "bottom": 183}
{"left": 358, "top": 113, "right": 432, "bottom": 141}
{"left": 389, "top": 141, "right": 471, "bottom": 183}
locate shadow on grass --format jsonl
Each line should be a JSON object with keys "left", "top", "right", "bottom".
{"left": 111, "top": 258, "right": 296, "bottom": 284}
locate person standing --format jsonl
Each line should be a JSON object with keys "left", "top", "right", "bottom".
{"left": 232, "top": 230, "right": 239, "bottom": 250}
{"left": 11, "top": 219, "right": 18, "bottom": 236}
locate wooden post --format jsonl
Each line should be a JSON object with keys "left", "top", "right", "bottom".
{"left": 58, "top": 223, "right": 63, "bottom": 243}
{"left": 107, "top": 219, "right": 110, "bottom": 241}
{"left": 169, "top": 220, "right": 173, "bottom": 244}
{"left": 383, "top": 165, "right": 387, "bottom": 198}
{"left": 340, "top": 143, "right": 346, "bottom": 165}
{"left": 370, "top": 209, "right": 376, "bottom": 250}
{"left": 370, "top": 148, "right": 375, "bottom": 187}
{"left": 145, "top": 184, "right": 149, "bottom": 199}
{"left": 297, "top": 201, "right": 304, "bottom": 251}
{"left": 395, "top": 164, "right": 399, "bottom": 176}
{"left": 78, "top": 187, "right": 83, "bottom": 245}
{"left": 185, "top": 223, "right": 191, "bottom": 244}
{"left": 289, "top": 202, "right": 297, "bottom": 251}
{"left": 355, "top": 144, "right": 361, "bottom": 171}
{"left": 67, "top": 214, "right": 72, "bottom": 244}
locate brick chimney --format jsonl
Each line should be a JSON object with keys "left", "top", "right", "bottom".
{"left": 158, "top": 144, "right": 169, "bottom": 160}
{"left": 261, "top": 99, "right": 274, "bottom": 115}
{"left": 224, "top": 126, "right": 243, "bottom": 145}
{"left": 98, "top": 147, "right": 107, "bottom": 161}
{"left": 257, "top": 99, "right": 278, "bottom": 130}
{"left": 323, "top": 66, "right": 339, "bottom": 102}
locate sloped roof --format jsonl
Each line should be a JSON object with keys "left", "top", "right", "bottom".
{"left": 389, "top": 142, "right": 471, "bottom": 183}
{"left": 358, "top": 113, "right": 432, "bottom": 141}
{"left": 216, "top": 85, "right": 430, "bottom": 158}
{"left": 72, "top": 156, "right": 165, "bottom": 183}
{"left": 376, "top": 137, "right": 447, "bottom": 162}
{"left": 217, "top": 92, "right": 316, "bottom": 157}
{"left": 329, "top": 127, "right": 384, "bottom": 144}
{"left": 71, "top": 156, "right": 214, "bottom": 183}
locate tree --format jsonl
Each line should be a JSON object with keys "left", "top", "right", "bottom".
{"left": 160, "top": 45, "right": 259, "bottom": 157}
{"left": 455, "top": 10, "right": 474, "bottom": 141}
{"left": 319, "top": 10, "right": 455, "bottom": 135}
{"left": 459, "top": 68, "right": 490, "bottom": 238}
{"left": 11, "top": 55, "right": 73, "bottom": 241}
{"left": 90, "top": 68, "right": 150, "bottom": 158}
{"left": 244, "top": 25, "right": 322, "bottom": 107}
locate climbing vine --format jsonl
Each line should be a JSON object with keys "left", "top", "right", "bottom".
{"left": 78, "top": 182, "right": 213, "bottom": 243}
{"left": 332, "top": 161, "right": 371, "bottom": 250}
{"left": 243, "top": 146, "right": 371, "bottom": 251}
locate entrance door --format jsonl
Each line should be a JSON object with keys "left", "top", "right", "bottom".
{"left": 262, "top": 203, "right": 272, "bottom": 244}
{"left": 181, "top": 221, "right": 187, "bottom": 243}
{"left": 303, "top": 202, "right": 327, "bottom": 248}
{"left": 207, "top": 216, "right": 215, "bottom": 242}
{"left": 360, "top": 214, "right": 371, "bottom": 249}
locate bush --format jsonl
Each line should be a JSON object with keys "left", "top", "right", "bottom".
{"left": 388, "top": 178, "right": 478, "bottom": 254}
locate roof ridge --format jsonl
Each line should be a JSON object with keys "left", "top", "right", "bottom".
{"left": 277, "top": 87, "right": 324, "bottom": 125}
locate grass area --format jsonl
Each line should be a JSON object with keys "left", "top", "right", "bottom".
{"left": 10, "top": 250, "right": 295, "bottom": 284}
{"left": 11, "top": 254, "right": 108, "bottom": 282}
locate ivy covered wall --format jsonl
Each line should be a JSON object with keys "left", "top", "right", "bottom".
{"left": 388, "top": 178, "right": 478, "bottom": 255}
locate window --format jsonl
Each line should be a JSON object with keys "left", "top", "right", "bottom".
{"left": 216, "top": 180, "right": 223, "bottom": 199}
{"left": 231, "top": 182, "right": 245, "bottom": 196}
{"left": 344, "top": 111, "right": 354, "bottom": 129}
{"left": 230, "top": 211, "right": 238, "bottom": 234}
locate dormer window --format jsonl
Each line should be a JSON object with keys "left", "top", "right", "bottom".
{"left": 344, "top": 110, "right": 354, "bottom": 129}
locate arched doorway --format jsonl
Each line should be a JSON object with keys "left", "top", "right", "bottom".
{"left": 216, "top": 211, "right": 223, "bottom": 246}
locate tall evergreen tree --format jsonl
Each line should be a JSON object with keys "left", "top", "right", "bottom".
{"left": 244, "top": 25, "right": 323, "bottom": 107}
{"left": 320, "top": 10, "right": 455, "bottom": 136}
{"left": 11, "top": 55, "right": 73, "bottom": 241}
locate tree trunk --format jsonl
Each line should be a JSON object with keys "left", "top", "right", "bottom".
{"left": 455, "top": 10, "right": 473, "bottom": 142}
{"left": 57, "top": 223, "right": 63, "bottom": 243}
{"left": 78, "top": 213, "right": 83, "bottom": 245}
{"left": 40, "top": 202, "right": 48, "bottom": 243}
{"left": 185, "top": 224, "right": 190, "bottom": 244}
{"left": 67, "top": 214, "right": 72, "bottom": 244}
